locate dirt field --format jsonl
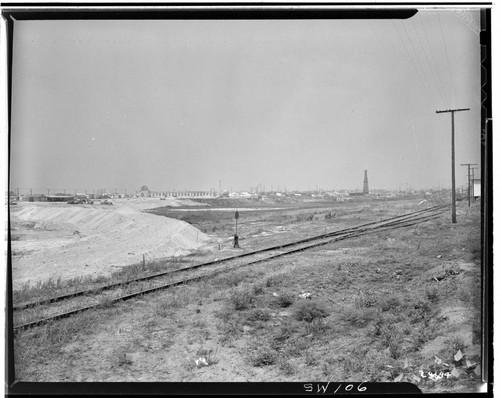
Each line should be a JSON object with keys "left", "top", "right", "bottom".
{"left": 11, "top": 196, "right": 483, "bottom": 393}
{"left": 9, "top": 198, "right": 212, "bottom": 289}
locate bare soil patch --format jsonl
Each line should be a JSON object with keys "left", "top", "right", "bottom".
{"left": 10, "top": 199, "right": 212, "bottom": 289}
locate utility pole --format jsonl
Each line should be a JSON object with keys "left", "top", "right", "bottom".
{"left": 460, "top": 163, "right": 477, "bottom": 207}
{"left": 436, "top": 107, "right": 470, "bottom": 223}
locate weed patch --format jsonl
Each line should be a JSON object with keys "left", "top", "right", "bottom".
{"left": 425, "top": 286, "right": 440, "bottom": 303}
{"left": 248, "top": 345, "right": 278, "bottom": 367}
{"left": 245, "top": 308, "right": 272, "bottom": 322}
{"left": 252, "top": 283, "right": 265, "bottom": 295}
{"left": 213, "top": 271, "right": 248, "bottom": 288}
{"left": 304, "top": 317, "right": 330, "bottom": 337}
{"left": 116, "top": 351, "right": 133, "bottom": 367}
{"left": 293, "top": 300, "right": 330, "bottom": 322}
{"left": 277, "top": 358, "right": 295, "bottom": 375}
{"left": 354, "top": 289, "right": 378, "bottom": 309}
{"left": 271, "top": 322, "right": 301, "bottom": 346}
{"left": 98, "top": 296, "right": 115, "bottom": 309}
{"left": 228, "top": 288, "right": 256, "bottom": 311}
{"left": 276, "top": 291, "right": 295, "bottom": 308}
{"left": 342, "top": 307, "right": 378, "bottom": 328}
{"left": 380, "top": 295, "right": 403, "bottom": 312}
{"left": 265, "top": 275, "right": 281, "bottom": 287}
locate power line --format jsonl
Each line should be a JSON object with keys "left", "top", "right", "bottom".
{"left": 410, "top": 17, "right": 447, "bottom": 106}
{"left": 400, "top": 19, "right": 444, "bottom": 109}
{"left": 391, "top": 20, "right": 438, "bottom": 110}
{"left": 417, "top": 13, "right": 452, "bottom": 107}
{"left": 436, "top": 11, "right": 459, "bottom": 108}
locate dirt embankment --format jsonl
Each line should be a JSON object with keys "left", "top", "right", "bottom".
{"left": 10, "top": 199, "right": 213, "bottom": 288}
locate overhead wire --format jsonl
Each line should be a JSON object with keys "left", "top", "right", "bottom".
{"left": 401, "top": 19, "right": 443, "bottom": 109}
{"left": 417, "top": 11, "right": 456, "bottom": 108}
{"left": 410, "top": 16, "right": 448, "bottom": 107}
{"left": 391, "top": 19, "right": 439, "bottom": 110}
{"left": 436, "top": 11, "right": 459, "bottom": 108}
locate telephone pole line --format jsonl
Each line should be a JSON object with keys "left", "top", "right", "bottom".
{"left": 460, "top": 163, "right": 477, "bottom": 207}
{"left": 436, "top": 107, "right": 470, "bottom": 223}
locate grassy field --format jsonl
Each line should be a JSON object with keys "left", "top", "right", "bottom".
{"left": 12, "top": 197, "right": 483, "bottom": 392}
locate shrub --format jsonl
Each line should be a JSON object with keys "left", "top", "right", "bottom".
{"left": 380, "top": 295, "right": 402, "bottom": 312}
{"left": 217, "top": 319, "right": 241, "bottom": 345}
{"left": 445, "top": 336, "right": 466, "bottom": 355}
{"left": 271, "top": 323, "right": 300, "bottom": 348}
{"left": 304, "top": 317, "right": 329, "bottom": 336}
{"left": 98, "top": 296, "right": 114, "bottom": 309}
{"left": 246, "top": 308, "right": 272, "bottom": 322}
{"left": 293, "top": 300, "right": 330, "bottom": 323}
{"left": 252, "top": 284, "right": 265, "bottom": 295}
{"left": 215, "top": 272, "right": 247, "bottom": 288}
{"left": 229, "top": 288, "right": 255, "bottom": 311}
{"left": 354, "top": 290, "right": 377, "bottom": 309}
{"left": 377, "top": 324, "right": 404, "bottom": 359}
{"left": 265, "top": 276, "right": 280, "bottom": 287}
{"left": 278, "top": 359, "right": 295, "bottom": 375}
{"left": 457, "top": 274, "right": 481, "bottom": 308}
{"left": 249, "top": 346, "right": 278, "bottom": 367}
{"left": 117, "top": 352, "right": 133, "bottom": 366}
{"left": 305, "top": 351, "right": 320, "bottom": 366}
{"left": 425, "top": 286, "right": 440, "bottom": 303}
{"left": 277, "top": 292, "right": 295, "bottom": 308}
{"left": 342, "top": 307, "right": 377, "bottom": 328}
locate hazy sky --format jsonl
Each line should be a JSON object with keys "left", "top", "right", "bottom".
{"left": 9, "top": 9, "right": 482, "bottom": 193}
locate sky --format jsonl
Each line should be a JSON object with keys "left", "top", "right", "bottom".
{"left": 8, "top": 9, "right": 482, "bottom": 194}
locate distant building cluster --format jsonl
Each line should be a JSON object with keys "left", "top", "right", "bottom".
{"left": 7, "top": 170, "right": 481, "bottom": 203}
{"left": 147, "top": 190, "right": 218, "bottom": 198}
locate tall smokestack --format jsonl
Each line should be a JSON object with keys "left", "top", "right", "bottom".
{"left": 363, "top": 170, "right": 369, "bottom": 195}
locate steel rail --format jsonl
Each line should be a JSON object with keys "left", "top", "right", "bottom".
{"left": 13, "top": 207, "right": 445, "bottom": 331}
{"left": 13, "top": 204, "right": 449, "bottom": 311}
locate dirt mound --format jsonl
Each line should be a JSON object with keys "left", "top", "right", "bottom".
{"left": 14, "top": 204, "right": 136, "bottom": 234}
{"left": 10, "top": 202, "right": 213, "bottom": 288}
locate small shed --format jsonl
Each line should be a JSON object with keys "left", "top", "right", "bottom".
{"left": 472, "top": 179, "right": 481, "bottom": 198}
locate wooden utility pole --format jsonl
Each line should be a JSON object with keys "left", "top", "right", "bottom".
{"left": 436, "top": 107, "right": 470, "bottom": 223}
{"left": 460, "top": 163, "right": 477, "bottom": 207}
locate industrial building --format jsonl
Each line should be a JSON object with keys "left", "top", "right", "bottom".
{"left": 45, "top": 194, "right": 73, "bottom": 202}
{"left": 149, "top": 190, "right": 218, "bottom": 198}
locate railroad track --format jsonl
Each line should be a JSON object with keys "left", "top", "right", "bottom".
{"left": 13, "top": 204, "right": 449, "bottom": 331}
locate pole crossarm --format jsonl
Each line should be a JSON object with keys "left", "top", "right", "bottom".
{"left": 436, "top": 108, "right": 470, "bottom": 113}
